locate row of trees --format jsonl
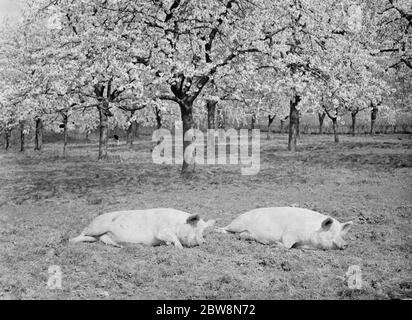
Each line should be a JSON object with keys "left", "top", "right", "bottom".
{"left": 0, "top": 0, "right": 411, "bottom": 172}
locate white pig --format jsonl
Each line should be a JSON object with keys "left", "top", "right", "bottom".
{"left": 219, "top": 207, "right": 353, "bottom": 250}
{"left": 70, "top": 208, "right": 216, "bottom": 249}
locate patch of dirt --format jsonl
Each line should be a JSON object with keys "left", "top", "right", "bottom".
{"left": 0, "top": 134, "right": 411, "bottom": 299}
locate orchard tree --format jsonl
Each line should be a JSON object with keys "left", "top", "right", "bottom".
{"left": 253, "top": 0, "right": 389, "bottom": 150}
{"left": 0, "top": 1, "right": 83, "bottom": 152}
{"left": 367, "top": 0, "right": 412, "bottom": 132}
{"left": 376, "top": 0, "right": 411, "bottom": 71}
{"left": 58, "top": 0, "right": 265, "bottom": 172}
{"left": 29, "top": 0, "right": 156, "bottom": 159}
{"left": 322, "top": 93, "right": 344, "bottom": 143}
{"left": 214, "top": 67, "right": 290, "bottom": 138}
{"left": 317, "top": 111, "right": 326, "bottom": 134}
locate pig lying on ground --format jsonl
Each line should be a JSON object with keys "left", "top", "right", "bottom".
{"left": 70, "top": 208, "right": 216, "bottom": 249}
{"left": 218, "top": 207, "right": 353, "bottom": 250}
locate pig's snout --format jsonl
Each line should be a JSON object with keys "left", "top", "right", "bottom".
{"left": 334, "top": 240, "right": 348, "bottom": 250}
{"left": 196, "top": 234, "right": 205, "bottom": 245}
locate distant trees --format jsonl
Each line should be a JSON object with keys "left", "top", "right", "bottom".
{"left": 0, "top": 0, "right": 410, "bottom": 163}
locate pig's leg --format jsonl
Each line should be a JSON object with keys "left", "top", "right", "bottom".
{"left": 297, "top": 245, "right": 316, "bottom": 251}
{"left": 239, "top": 231, "right": 256, "bottom": 241}
{"left": 282, "top": 233, "right": 297, "bottom": 249}
{"left": 99, "top": 234, "right": 122, "bottom": 248}
{"left": 157, "top": 230, "right": 184, "bottom": 249}
{"left": 239, "top": 231, "right": 273, "bottom": 245}
{"left": 69, "top": 234, "right": 98, "bottom": 243}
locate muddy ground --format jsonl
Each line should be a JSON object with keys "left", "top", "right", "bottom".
{"left": 0, "top": 134, "right": 411, "bottom": 299}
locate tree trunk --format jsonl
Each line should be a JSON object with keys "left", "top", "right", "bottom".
{"left": 206, "top": 100, "right": 217, "bottom": 129}
{"left": 325, "top": 107, "right": 340, "bottom": 143}
{"left": 318, "top": 112, "right": 326, "bottom": 134}
{"left": 98, "top": 106, "right": 109, "bottom": 160}
{"left": 267, "top": 115, "right": 275, "bottom": 140}
{"left": 370, "top": 105, "right": 378, "bottom": 135}
{"left": 155, "top": 107, "right": 162, "bottom": 130}
{"left": 217, "top": 106, "right": 225, "bottom": 129}
{"left": 134, "top": 121, "right": 139, "bottom": 138}
{"left": 34, "top": 118, "right": 43, "bottom": 151}
{"left": 4, "top": 128, "right": 10, "bottom": 150}
{"left": 19, "top": 121, "right": 25, "bottom": 152}
{"left": 288, "top": 95, "right": 300, "bottom": 151}
{"left": 332, "top": 118, "right": 339, "bottom": 143}
{"left": 351, "top": 111, "right": 358, "bottom": 136}
{"left": 251, "top": 113, "right": 256, "bottom": 130}
{"left": 180, "top": 101, "right": 194, "bottom": 173}
{"left": 62, "top": 113, "right": 68, "bottom": 157}
{"left": 126, "top": 111, "right": 135, "bottom": 147}
{"left": 126, "top": 122, "right": 134, "bottom": 147}
{"left": 296, "top": 110, "right": 300, "bottom": 138}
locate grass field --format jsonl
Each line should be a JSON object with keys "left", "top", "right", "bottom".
{"left": 0, "top": 133, "right": 411, "bottom": 300}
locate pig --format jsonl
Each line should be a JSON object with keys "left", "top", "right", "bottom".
{"left": 218, "top": 207, "right": 353, "bottom": 250}
{"left": 69, "top": 208, "right": 216, "bottom": 249}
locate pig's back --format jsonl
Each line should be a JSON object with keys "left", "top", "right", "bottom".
{"left": 255, "top": 207, "right": 327, "bottom": 228}
{"left": 84, "top": 211, "right": 124, "bottom": 235}
{"left": 229, "top": 207, "right": 327, "bottom": 232}
{"left": 106, "top": 208, "right": 190, "bottom": 244}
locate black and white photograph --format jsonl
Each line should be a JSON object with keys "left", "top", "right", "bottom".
{"left": 0, "top": 0, "right": 411, "bottom": 302}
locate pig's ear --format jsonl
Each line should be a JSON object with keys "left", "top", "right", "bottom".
{"left": 340, "top": 221, "right": 353, "bottom": 235}
{"left": 186, "top": 214, "right": 200, "bottom": 226}
{"left": 321, "top": 217, "right": 334, "bottom": 231}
